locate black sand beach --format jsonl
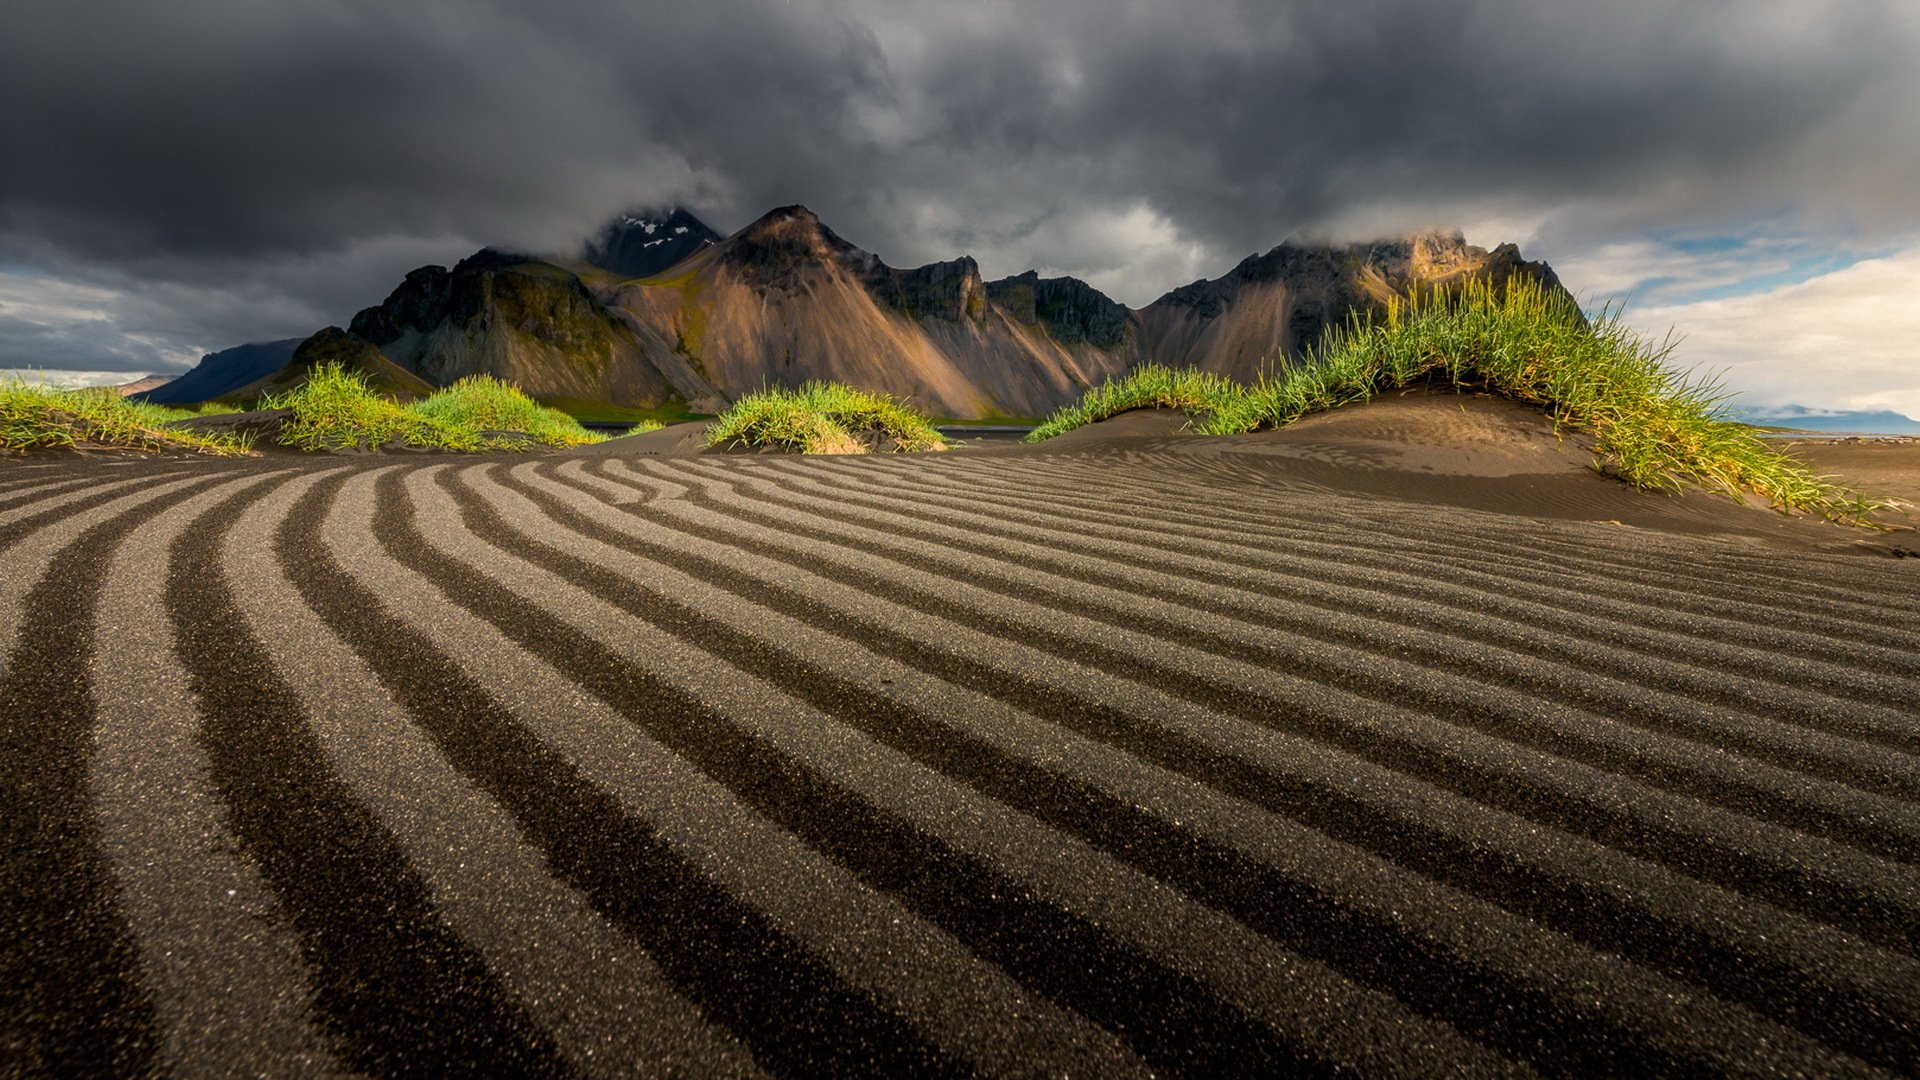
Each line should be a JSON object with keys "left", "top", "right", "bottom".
{"left": 4, "top": 396, "right": 1918, "bottom": 1075}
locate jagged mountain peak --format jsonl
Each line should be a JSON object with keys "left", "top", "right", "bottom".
{"left": 718, "top": 205, "right": 882, "bottom": 284}
{"left": 582, "top": 207, "right": 722, "bottom": 279}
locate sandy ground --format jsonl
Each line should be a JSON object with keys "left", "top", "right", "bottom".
{"left": 3, "top": 394, "right": 1917, "bottom": 1075}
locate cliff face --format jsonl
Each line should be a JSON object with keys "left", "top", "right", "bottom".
{"left": 345, "top": 249, "right": 721, "bottom": 409}
{"left": 598, "top": 206, "right": 1126, "bottom": 418}
{"left": 986, "top": 272, "right": 1133, "bottom": 349}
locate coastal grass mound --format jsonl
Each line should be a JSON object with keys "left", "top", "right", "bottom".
{"left": 1026, "top": 365, "right": 1243, "bottom": 442}
{"left": 705, "top": 381, "right": 948, "bottom": 454}
{"left": 405, "top": 374, "right": 619, "bottom": 447}
{"left": 0, "top": 379, "right": 252, "bottom": 456}
{"left": 1027, "top": 279, "right": 1881, "bottom": 525}
{"left": 266, "top": 364, "right": 611, "bottom": 452}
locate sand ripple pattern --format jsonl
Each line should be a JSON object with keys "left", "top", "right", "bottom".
{"left": 3, "top": 453, "right": 1917, "bottom": 1077}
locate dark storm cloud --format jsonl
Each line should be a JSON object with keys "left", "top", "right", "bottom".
{"left": 3, "top": 0, "right": 1916, "bottom": 372}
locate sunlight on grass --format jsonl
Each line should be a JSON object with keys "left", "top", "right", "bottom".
{"left": 1028, "top": 279, "right": 1883, "bottom": 525}
{"left": 407, "top": 374, "right": 607, "bottom": 448}
{"left": 1024, "top": 365, "right": 1243, "bottom": 441}
{"left": 705, "top": 382, "right": 948, "bottom": 454}
{"left": 266, "top": 364, "right": 609, "bottom": 452}
{"left": 0, "top": 379, "right": 253, "bottom": 456}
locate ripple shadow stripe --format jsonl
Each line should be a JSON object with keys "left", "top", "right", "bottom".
{"left": 659, "top": 458, "right": 1920, "bottom": 821}
{"left": 0, "top": 474, "right": 105, "bottom": 512}
{"left": 89, "top": 470, "right": 338, "bottom": 1075}
{"left": 165, "top": 471, "right": 566, "bottom": 1076}
{"left": 250, "top": 471, "right": 771, "bottom": 1077}
{"left": 749, "top": 458, "right": 1920, "bottom": 745}
{"left": 496, "top": 462, "right": 1830, "bottom": 1076}
{"left": 574, "top": 460, "right": 1920, "bottom": 953}
{"left": 0, "top": 478, "right": 227, "bottom": 1071}
{"left": 927, "top": 456, "right": 1919, "bottom": 629}
{"left": 873, "top": 453, "right": 1915, "bottom": 641}
{"left": 541, "top": 459, "right": 1908, "bottom": 1072}
{"left": 333, "top": 469, "right": 1145, "bottom": 1078}
{"left": 595, "top": 460, "right": 1920, "bottom": 1066}
{"left": 413, "top": 464, "right": 1351, "bottom": 1076}
{"left": 0, "top": 474, "right": 176, "bottom": 544}
{"left": 324, "top": 467, "right": 946, "bottom": 1078}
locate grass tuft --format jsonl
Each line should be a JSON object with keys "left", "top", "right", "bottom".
{"left": 1024, "top": 364, "right": 1244, "bottom": 442}
{"left": 265, "top": 363, "right": 475, "bottom": 451}
{"left": 264, "top": 363, "right": 608, "bottom": 452}
{"left": 1028, "top": 279, "right": 1882, "bottom": 525}
{"left": 0, "top": 379, "right": 253, "bottom": 456}
{"left": 406, "top": 374, "right": 606, "bottom": 448}
{"left": 705, "top": 382, "right": 948, "bottom": 454}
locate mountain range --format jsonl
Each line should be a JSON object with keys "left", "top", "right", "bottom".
{"left": 144, "top": 206, "right": 1565, "bottom": 418}
{"left": 1735, "top": 406, "right": 1920, "bottom": 434}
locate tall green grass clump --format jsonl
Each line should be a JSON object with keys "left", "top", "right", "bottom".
{"left": 0, "top": 378, "right": 252, "bottom": 456}
{"left": 1027, "top": 279, "right": 1880, "bottom": 524}
{"left": 705, "top": 382, "right": 947, "bottom": 454}
{"left": 406, "top": 374, "right": 606, "bottom": 448}
{"left": 1025, "top": 365, "right": 1244, "bottom": 441}
{"left": 266, "top": 363, "right": 609, "bottom": 452}
{"left": 265, "top": 363, "right": 478, "bottom": 451}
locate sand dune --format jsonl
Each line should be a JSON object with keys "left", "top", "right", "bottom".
{"left": 2, "top": 400, "right": 1917, "bottom": 1074}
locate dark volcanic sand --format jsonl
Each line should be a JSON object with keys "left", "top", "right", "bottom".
{"left": 3, "top": 393, "right": 1917, "bottom": 1076}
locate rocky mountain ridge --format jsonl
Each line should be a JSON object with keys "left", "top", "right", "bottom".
{"left": 162, "top": 205, "right": 1567, "bottom": 418}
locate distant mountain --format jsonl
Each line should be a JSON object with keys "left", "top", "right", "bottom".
{"left": 1134, "top": 232, "right": 1565, "bottom": 382}
{"left": 581, "top": 208, "right": 722, "bottom": 279}
{"left": 1738, "top": 407, "right": 1920, "bottom": 434}
{"left": 113, "top": 374, "right": 174, "bottom": 396}
{"left": 136, "top": 338, "right": 302, "bottom": 404}
{"left": 244, "top": 204, "right": 1566, "bottom": 419}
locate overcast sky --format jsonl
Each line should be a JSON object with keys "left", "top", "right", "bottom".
{"left": 3, "top": 0, "right": 1916, "bottom": 414}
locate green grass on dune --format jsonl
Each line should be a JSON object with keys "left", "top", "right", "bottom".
{"left": 265, "top": 364, "right": 611, "bottom": 452}
{"left": 0, "top": 379, "right": 253, "bottom": 456}
{"left": 1027, "top": 279, "right": 1882, "bottom": 525}
{"left": 705, "top": 381, "right": 948, "bottom": 454}
{"left": 1024, "top": 365, "right": 1244, "bottom": 442}
{"left": 265, "top": 364, "right": 474, "bottom": 451}
{"left": 405, "top": 374, "right": 610, "bottom": 448}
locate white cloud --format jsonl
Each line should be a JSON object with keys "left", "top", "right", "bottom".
{"left": 1625, "top": 246, "right": 1920, "bottom": 417}
{"left": 0, "top": 273, "right": 119, "bottom": 324}
{"left": 0, "top": 368, "right": 142, "bottom": 388}
{"left": 0, "top": 232, "right": 477, "bottom": 383}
